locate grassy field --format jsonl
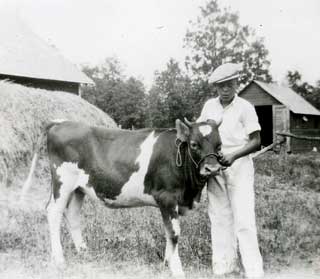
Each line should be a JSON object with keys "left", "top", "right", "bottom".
{"left": 0, "top": 153, "right": 320, "bottom": 279}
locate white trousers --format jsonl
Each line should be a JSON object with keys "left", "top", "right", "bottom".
{"left": 207, "top": 155, "right": 264, "bottom": 278}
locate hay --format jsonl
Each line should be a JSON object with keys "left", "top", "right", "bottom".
{"left": 0, "top": 80, "right": 117, "bottom": 186}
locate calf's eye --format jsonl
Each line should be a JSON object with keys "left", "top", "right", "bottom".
{"left": 190, "top": 141, "right": 198, "bottom": 150}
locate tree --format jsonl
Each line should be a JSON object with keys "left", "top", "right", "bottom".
{"left": 286, "top": 70, "right": 320, "bottom": 110}
{"left": 121, "top": 77, "right": 148, "bottom": 129}
{"left": 148, "top": 59, "right": 194, "bottom": 128}
{"left": 184, "top": 1, "right": 272, "bottom": 88}
{"left": 81, "top": 57, "right": 148, "bottom": 129}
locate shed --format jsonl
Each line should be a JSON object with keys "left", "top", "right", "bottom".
{"left": 239, "top": 80, "right": 320, "bottom": 153}
{"left": 0, "top": 14, "right": 93, "bottom": 95}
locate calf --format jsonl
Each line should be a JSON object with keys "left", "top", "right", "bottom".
{"left": 22, "top": 119, "right": 223, "bottom": 277}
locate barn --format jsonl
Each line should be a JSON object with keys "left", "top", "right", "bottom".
{"left": 0, "top": 14, "right": 93, "bottom": 95}
{"left": 239, "top": 80, "right": 320, "bottom": 153}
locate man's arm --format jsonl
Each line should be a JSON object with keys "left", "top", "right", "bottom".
{"left": 218, "top": 131, "right": 261, "bottom": 167}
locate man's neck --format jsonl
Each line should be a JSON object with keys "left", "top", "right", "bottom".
{"left": 219, "top": 95, "right": 235, "bottom": 108}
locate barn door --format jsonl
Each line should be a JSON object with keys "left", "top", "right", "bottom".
{"left": 272, "top": 105, "right": 290, "bottom": 152}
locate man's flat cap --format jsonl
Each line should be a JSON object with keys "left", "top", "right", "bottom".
{"left": 209, "top": 63, "right": 242, "bottom": 84}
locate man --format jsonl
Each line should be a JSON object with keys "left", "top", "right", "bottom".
{"left": 197, "top": 63, "right": 264, "bottom": 278}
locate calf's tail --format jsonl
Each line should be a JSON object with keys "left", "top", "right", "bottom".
{"left": 20, "top": 120, "right": 63, "bottom": 202}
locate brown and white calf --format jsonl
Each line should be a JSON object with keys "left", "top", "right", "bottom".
{"left": 21, "top": 119, "right": 223, "bottom": 277}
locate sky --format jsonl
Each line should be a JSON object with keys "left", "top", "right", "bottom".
{"left": 1, "top": 0, "right": 320, "bottom": 87}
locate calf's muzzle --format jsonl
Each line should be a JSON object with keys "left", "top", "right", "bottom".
{"left": 200, "top": 163, "right": 223, "bottom": 177}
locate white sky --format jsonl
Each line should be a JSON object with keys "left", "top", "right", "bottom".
{"left": 2, "top": 0, "right": 320, "bottom": 87}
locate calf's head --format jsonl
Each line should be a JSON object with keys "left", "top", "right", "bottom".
{"left": 176, "top": 118, "right": 223, "bottom": 177}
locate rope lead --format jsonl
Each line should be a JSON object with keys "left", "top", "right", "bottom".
{"left": 175, "top": 139, "right": 183, "bottom": 167}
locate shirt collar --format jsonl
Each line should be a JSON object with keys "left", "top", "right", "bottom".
{"left": 217, "top": 94, "right": 238, "bottom": 109}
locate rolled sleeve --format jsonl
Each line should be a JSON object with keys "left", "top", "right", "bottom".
{"left": 242, "top": 103, "right": 261, "bottom": 135}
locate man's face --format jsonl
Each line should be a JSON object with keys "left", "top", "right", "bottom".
{"left": 216, "top": 79, "right": 238, "bottom": 104}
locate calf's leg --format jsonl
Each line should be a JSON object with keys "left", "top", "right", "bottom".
{"left": 64, "top": 190, "right": 87, "bottom": 252}
{"left": 47, "top": 162, "right": 89, "bottom": 266}
{"left": 160, "top": 206, "right": 185, "bottom": 278}
{"left": 47, "top": 185, "right": 73, "bottom": 266}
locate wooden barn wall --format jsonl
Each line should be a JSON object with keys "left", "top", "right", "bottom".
{"left": 273, "top": 105, "right": 291, "bottom": 152}
{"left": 0, "top": 74, "right": 79, "bottom": 94}
{"left": 290, "top": 113, "right": 320, "bottom": 152}
{"left": 239, "top": 83, "right": 281, "bottom": 106}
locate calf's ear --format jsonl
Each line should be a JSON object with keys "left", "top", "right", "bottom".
{"left": 184, "top": 117, "right": 193, "bottom": 127}
{"left": 176, "top": 119, "right": 190, "bottom": 142}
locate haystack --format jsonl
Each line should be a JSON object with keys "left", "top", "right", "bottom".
{"left": 0, "top": 80, "right": 117, "bottom": 187}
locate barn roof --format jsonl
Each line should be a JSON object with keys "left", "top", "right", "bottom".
{"left": 0, "top": 13, "right": 93, "bottom": 84}
{"left": 239, "top": 80, "right": 320, "bottom": 116}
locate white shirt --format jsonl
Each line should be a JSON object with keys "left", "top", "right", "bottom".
{"left": 197, "top": 95, "right": 261, "bottom": 152}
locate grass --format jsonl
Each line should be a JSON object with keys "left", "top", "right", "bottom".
{"left": 254, "top": 153, "right": 320, "bottom": 268}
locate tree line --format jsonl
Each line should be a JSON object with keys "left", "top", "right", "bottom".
{"left": 81, "top": 0, "right": 320, "bottom": 129}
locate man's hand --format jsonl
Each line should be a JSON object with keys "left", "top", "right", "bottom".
{"left": 218, "top": 153, "right": 236, "bottom": 167}
{"left": 217, "top": 131, "right": 261, "bottom": 168}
